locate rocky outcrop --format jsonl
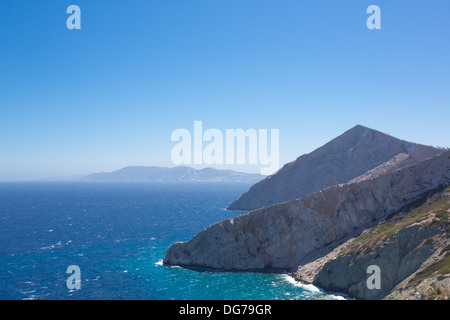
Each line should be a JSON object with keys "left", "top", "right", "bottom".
{"left": 164, "top": 150, "right": 450, "bottom": 271}
{"left": 386, "top": 271, "right": 450, "bottom": 300}
{"left": 227, "top": 125, "right": 444, "bottom": 211}
{"left": 303, "top": 186, "right": 450, "bottom": 300}
{"left": 348, "top": 153, "right": 410, "bottom": 183}
{"left": 313, "top": 221, "right": 443, "bottom": 299}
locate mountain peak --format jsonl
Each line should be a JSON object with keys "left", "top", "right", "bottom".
{"left": 228, "top": 126, "right": 444, "bottom": 210}
{"left": 350, "top": 124, "right": 370, "bottom": 131}
{"left": 336, "top": 124, "right": 390, "bottom": 141}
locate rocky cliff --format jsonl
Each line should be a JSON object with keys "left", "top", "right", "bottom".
{"left": 296, "top": 186, "right": 450, "bottom": 300}
{"left": 227, "top": 125, "right": 444, "bottom": 210}
{"left": 164, "top": 150, "right": 450, "bottom": 272}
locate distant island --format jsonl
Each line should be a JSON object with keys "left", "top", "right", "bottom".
{"left": 74, "top": 166, "right": 264, "bottom": 183}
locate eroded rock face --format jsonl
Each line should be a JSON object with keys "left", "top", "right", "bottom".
{"left": 164, "top": 151, "right": 450, "bottom": 271}
{"left": 310, "top": 185, "right": 450, "bottom": 300}
{"left": 313, "top": 222, "right": 441, "bottom": 299}
{"left": 227, "top": 125, "right": 444, "bottom": 211}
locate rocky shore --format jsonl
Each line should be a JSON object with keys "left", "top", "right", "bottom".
{"left": 163, "top": 126, "right": 450, "bottom": 299}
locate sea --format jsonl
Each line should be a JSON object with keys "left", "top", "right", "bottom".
{"left": 0, "top": 182, "right": 345, "bottom": 300}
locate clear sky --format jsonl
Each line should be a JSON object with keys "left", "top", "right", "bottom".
{"left": 1, "top": 0, "right": 449, "bottom": 180}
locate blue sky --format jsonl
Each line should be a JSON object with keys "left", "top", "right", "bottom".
{"left": 1, "top": 1, "right": 449, "bottom": 180}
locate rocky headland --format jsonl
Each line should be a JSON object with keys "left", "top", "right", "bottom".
{"left": 163, "top": 125, "right": 450, "bottom": 299}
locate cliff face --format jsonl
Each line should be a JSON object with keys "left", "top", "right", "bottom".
{"left": 308, "top": 186, "right": 450, "bottom": 300}
{"left": 227, "top": 125, "right": 444, "bottom": 211}
{"left": 164, "top": 150, "right": 450, "bottom": 271}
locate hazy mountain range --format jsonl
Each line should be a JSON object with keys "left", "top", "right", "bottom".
{"left": 73, "top": 166, "right": 264, "bottom": 183}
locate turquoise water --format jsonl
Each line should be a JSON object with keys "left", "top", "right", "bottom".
{"left": 0, "top": 182, "right": 344, "bottom": 300}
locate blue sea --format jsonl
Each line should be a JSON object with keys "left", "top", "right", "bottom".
{"left": 0, "top": 182, "right": 344, "bottom": 300}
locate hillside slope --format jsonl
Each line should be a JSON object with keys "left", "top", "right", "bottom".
{"left": 297, "top": 186, "right": 450, "bottom": 300}
{"left": 228, "top": 125, "right": 443, "bottom": 210}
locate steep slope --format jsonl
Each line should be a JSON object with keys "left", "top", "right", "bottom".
{"left": 164, "top": 150, "right": 450, "bottom": 271}
{"left": 228, "top": 125, "right": 444, "bottom": 210}
{"left": 303, "top": 186, "right": 450, "bottom": 300}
